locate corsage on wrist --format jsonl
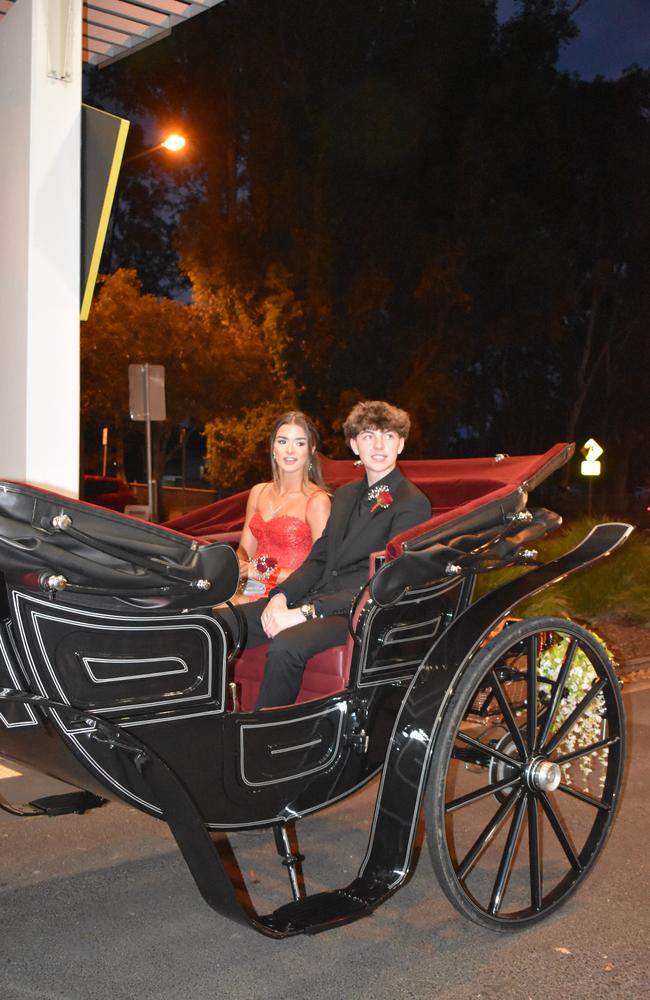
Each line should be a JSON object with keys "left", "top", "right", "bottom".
{"left": 250, "top": 554, "right": 279, "bottom": 586}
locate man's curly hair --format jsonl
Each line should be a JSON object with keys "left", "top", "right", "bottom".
{"left": 343, "top": 400, "right": 411, "bottom": 444}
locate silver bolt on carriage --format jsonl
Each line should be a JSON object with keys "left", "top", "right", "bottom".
{"left": 0, "top": 443, "right": 632, "bottom": 936}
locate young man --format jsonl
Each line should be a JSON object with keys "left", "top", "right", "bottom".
{"left": 236, "top": 400, "right": 431, "bottom": 709}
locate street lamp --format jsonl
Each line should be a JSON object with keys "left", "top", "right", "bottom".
{"left": 122, "top": 132, "right": 188, "bottom": 164}
{"left": 161, "top": 133, "right": 186, "bottom": 152}
{"left": 104, "top": 130, "right": 189, "bottom": 270}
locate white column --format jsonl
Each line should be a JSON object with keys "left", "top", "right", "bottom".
{"left": 0, "top": 0, "right": 81, "bottom": 495}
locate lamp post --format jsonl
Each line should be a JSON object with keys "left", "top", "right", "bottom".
{"left": 104, "top": 131, "right": 188, "bottom": 273}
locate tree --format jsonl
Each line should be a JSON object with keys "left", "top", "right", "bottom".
{"left": 82, "top": 0, "right": 650, "bottom": 494}
{"left": 81, "top": 269, "right": 298, "bottom": 507}
{"left": 198, "top": 262, "right": 304, "bottom": 488}
{"left": 553, "top": 69, "right": 650, "bottom": 487}
{"left": 448, "top": 8, "right": 650, "bottom": 488}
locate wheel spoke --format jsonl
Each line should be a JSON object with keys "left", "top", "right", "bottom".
{"left": 539, "top": 791, "right": 582, "bottom": 871}
{"left": 527, "top": 795, "right": 542, "bottom": 911}
{"left": 488, "top": 791, "right": 527, "bottom": 914}
{"left": 456, "top": 790, "right": 520, "bottom": 880}
{"left": 557, "top": 783, "right": 611, "bottom": 812}
{"left": 456, "top": 731, "right": 526, "bottom": 769}
{"left": 543, "top": 677, "right": 607, "bottom": 756}
{"left": 488, "top": 669, "right": 527, "bottom": 758}
{"left": 536, "top": 637, "right": 578, "bottom": 750}
{"left": 554, "top": 735, "right": 619, "bottom": 765}
{"left": 446, "top": 773, "right": 522, "bottom": 813}
{"left": 526, "top": 635, "right": 538, "bottom": 753}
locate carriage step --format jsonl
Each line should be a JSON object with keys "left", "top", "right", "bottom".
{"left": 264, "top": 888, "right": 371, "bottom": 935}
{"left": 0, "top": 789, "right": 107, "bottom": 817}
{"left": 28, "top": 791, "right": 107, "bottom": 816}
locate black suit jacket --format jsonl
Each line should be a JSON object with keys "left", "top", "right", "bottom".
{"left": 273, "top": 467, "right": 431, "bottom": 616}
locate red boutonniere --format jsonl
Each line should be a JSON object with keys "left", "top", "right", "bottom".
{"left": 368, "top": 485, "right": 394, "bottom": 513}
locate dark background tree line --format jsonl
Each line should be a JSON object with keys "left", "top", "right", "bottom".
{"left": 82, "top": 0, "right": 650, "bottom": 499}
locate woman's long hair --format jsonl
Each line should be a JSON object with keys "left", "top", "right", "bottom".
{"left": 269, "top": 411, "right": 329, "bottom": 492}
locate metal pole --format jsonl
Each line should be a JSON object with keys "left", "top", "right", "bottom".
{"left": 180, "top": 425, "right": 188, "bottom": 514}
{"left": 143, "top": 364, "right": 155, "bottom": 520}
{"left": 101, "top": 426, "right": 108, "bottom": 477}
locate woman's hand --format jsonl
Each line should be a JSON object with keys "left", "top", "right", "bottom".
{"left": 236, "top": 543, "right": 251, "bottom": 572}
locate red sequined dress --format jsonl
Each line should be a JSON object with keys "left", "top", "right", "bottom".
{"left": 249, "top": 511, "right": 314, "bottom": 597}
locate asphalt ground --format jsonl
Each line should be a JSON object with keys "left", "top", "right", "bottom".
{"left": 1, "top": 683, "right": 649, "bottom": 1000}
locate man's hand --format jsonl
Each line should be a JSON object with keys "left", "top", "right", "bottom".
{"left": 261, "top": 593, "right": 304, "bottom": 638}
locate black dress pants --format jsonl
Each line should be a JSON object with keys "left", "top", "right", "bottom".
{"left": 231, "top": 599, "right": 349, "bottom": 709}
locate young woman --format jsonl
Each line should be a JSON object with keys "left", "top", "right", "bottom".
{"left": 235, "top": 412, "right": 331, "bottom": 601}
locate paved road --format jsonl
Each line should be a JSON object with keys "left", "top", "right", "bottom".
{"left": 1, "top": 685, "right": 649, "bottom": 1000}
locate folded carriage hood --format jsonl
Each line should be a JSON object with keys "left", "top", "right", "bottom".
{"left": 0, "top": 481, "right": 239, "bottom": 610}
{"left": 388, "top": 441, "right": 575, "bottom": 557}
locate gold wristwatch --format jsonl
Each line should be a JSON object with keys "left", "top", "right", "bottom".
{"left": 300, "top": 603, "right": 316, "bottom": 620}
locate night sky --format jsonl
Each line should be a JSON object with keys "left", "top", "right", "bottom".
{"left": 498, "top": 0, "right": 650, "bottom": 78}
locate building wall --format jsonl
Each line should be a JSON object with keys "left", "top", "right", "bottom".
{"left": 0, "top": 0, "right": 81, "bottom": 495}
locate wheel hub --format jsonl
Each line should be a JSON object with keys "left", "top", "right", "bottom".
{"left": 527, "top": 757, "right": 562, "bottom": 792}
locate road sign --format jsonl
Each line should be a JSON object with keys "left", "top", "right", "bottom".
{"left": 580, "top": 438, "right": 603, "bottom": 477}
{"left": 128, "top": 364, "right": 166, "bottom": 421}
{"left": 128, "top": 364, "right": 166, "bottom": 521}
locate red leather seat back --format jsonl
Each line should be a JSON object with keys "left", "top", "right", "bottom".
{"left": 231, "top": 553, "right": 382, "bottom": 710}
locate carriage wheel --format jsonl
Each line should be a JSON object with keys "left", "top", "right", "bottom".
{"left": 425, "top": 617, "right": 625, "bottom": 930}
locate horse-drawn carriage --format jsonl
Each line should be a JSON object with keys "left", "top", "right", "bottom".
{"left": 0, "top": 443, "right": 631, "bottom": 936}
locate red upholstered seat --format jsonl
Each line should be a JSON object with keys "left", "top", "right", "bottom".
{"left": 233, "top": 640, "right": 352, "bottom": 711}
{"left": 231, "top": 553, "right": 380, "bottom": 711}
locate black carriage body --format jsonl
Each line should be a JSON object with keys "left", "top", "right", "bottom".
{"left": 0, "top": 468, "right": 486, "bottom": 829}
{"left": 0, "top": 567, "right": 469, "bottom": 829}
{"left": 0, "top": 449, "right": 633, "bottom": 936}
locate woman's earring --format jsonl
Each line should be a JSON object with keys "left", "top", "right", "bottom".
{"left": 308, "top": 461, "right": 313, "bottom": 472}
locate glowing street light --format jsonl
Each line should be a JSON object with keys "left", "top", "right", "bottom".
{"left": 123, "top": 132, "right": 188, "bottom": 164}
{"left": 161, "top": 133, "right": 186, "bottom": 152}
